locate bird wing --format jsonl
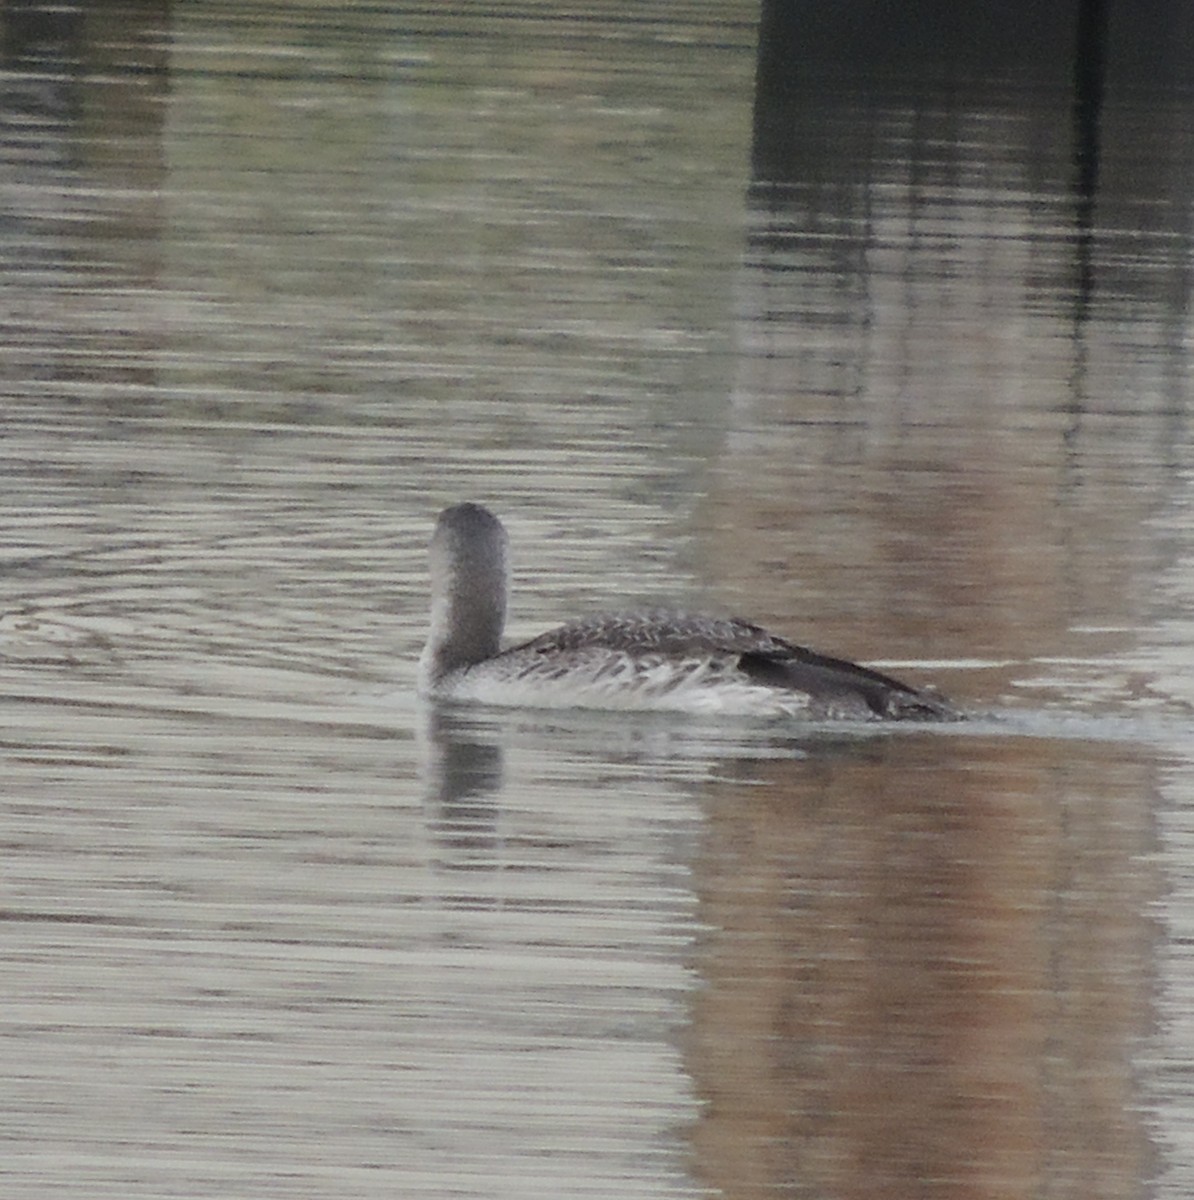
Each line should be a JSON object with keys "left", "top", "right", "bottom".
{"left": 508, "top": 610, "right": 955, "bottom": 720}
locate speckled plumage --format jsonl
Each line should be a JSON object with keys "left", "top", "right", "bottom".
{"left": 418, "top": 504, "right": 956, "bottom": 721}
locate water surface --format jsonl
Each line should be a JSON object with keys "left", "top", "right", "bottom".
{"left": 2, "top": 3, "right": 1193, "bottom": 1198}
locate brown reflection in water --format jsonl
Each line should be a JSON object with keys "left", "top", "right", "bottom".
{"left": 687, "top": 736, "right": 1157, "bottom": 1200}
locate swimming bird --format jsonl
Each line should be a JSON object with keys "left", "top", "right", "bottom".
{"left": 418, "top": 502, "right": 957, "bottom": 720}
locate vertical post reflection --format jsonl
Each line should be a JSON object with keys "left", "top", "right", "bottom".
{"left": 1065, "top": 0, "right": 1110, "bottom": 428}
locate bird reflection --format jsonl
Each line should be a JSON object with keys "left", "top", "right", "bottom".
{"left": 418, "top": 706, "right": 505, "bottom": 881}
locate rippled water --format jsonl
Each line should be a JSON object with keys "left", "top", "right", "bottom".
{"left": 3, "top": 3, "right": 1194, "bottom": 1198}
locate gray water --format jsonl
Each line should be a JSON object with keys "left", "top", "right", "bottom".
{"left": 3, "top": 3, "right": 1194, "bottom": 1198}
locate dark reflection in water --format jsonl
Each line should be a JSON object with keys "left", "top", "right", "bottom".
{"left": 747, "top": 0, "right": 1192, "bottom": 372}
{"left": 1070, "top": 0, "right": 1109, "bottom": 239}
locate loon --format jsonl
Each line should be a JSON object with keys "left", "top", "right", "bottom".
{"left": 417, "top": 502, "right": 957, "bottom": 720}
